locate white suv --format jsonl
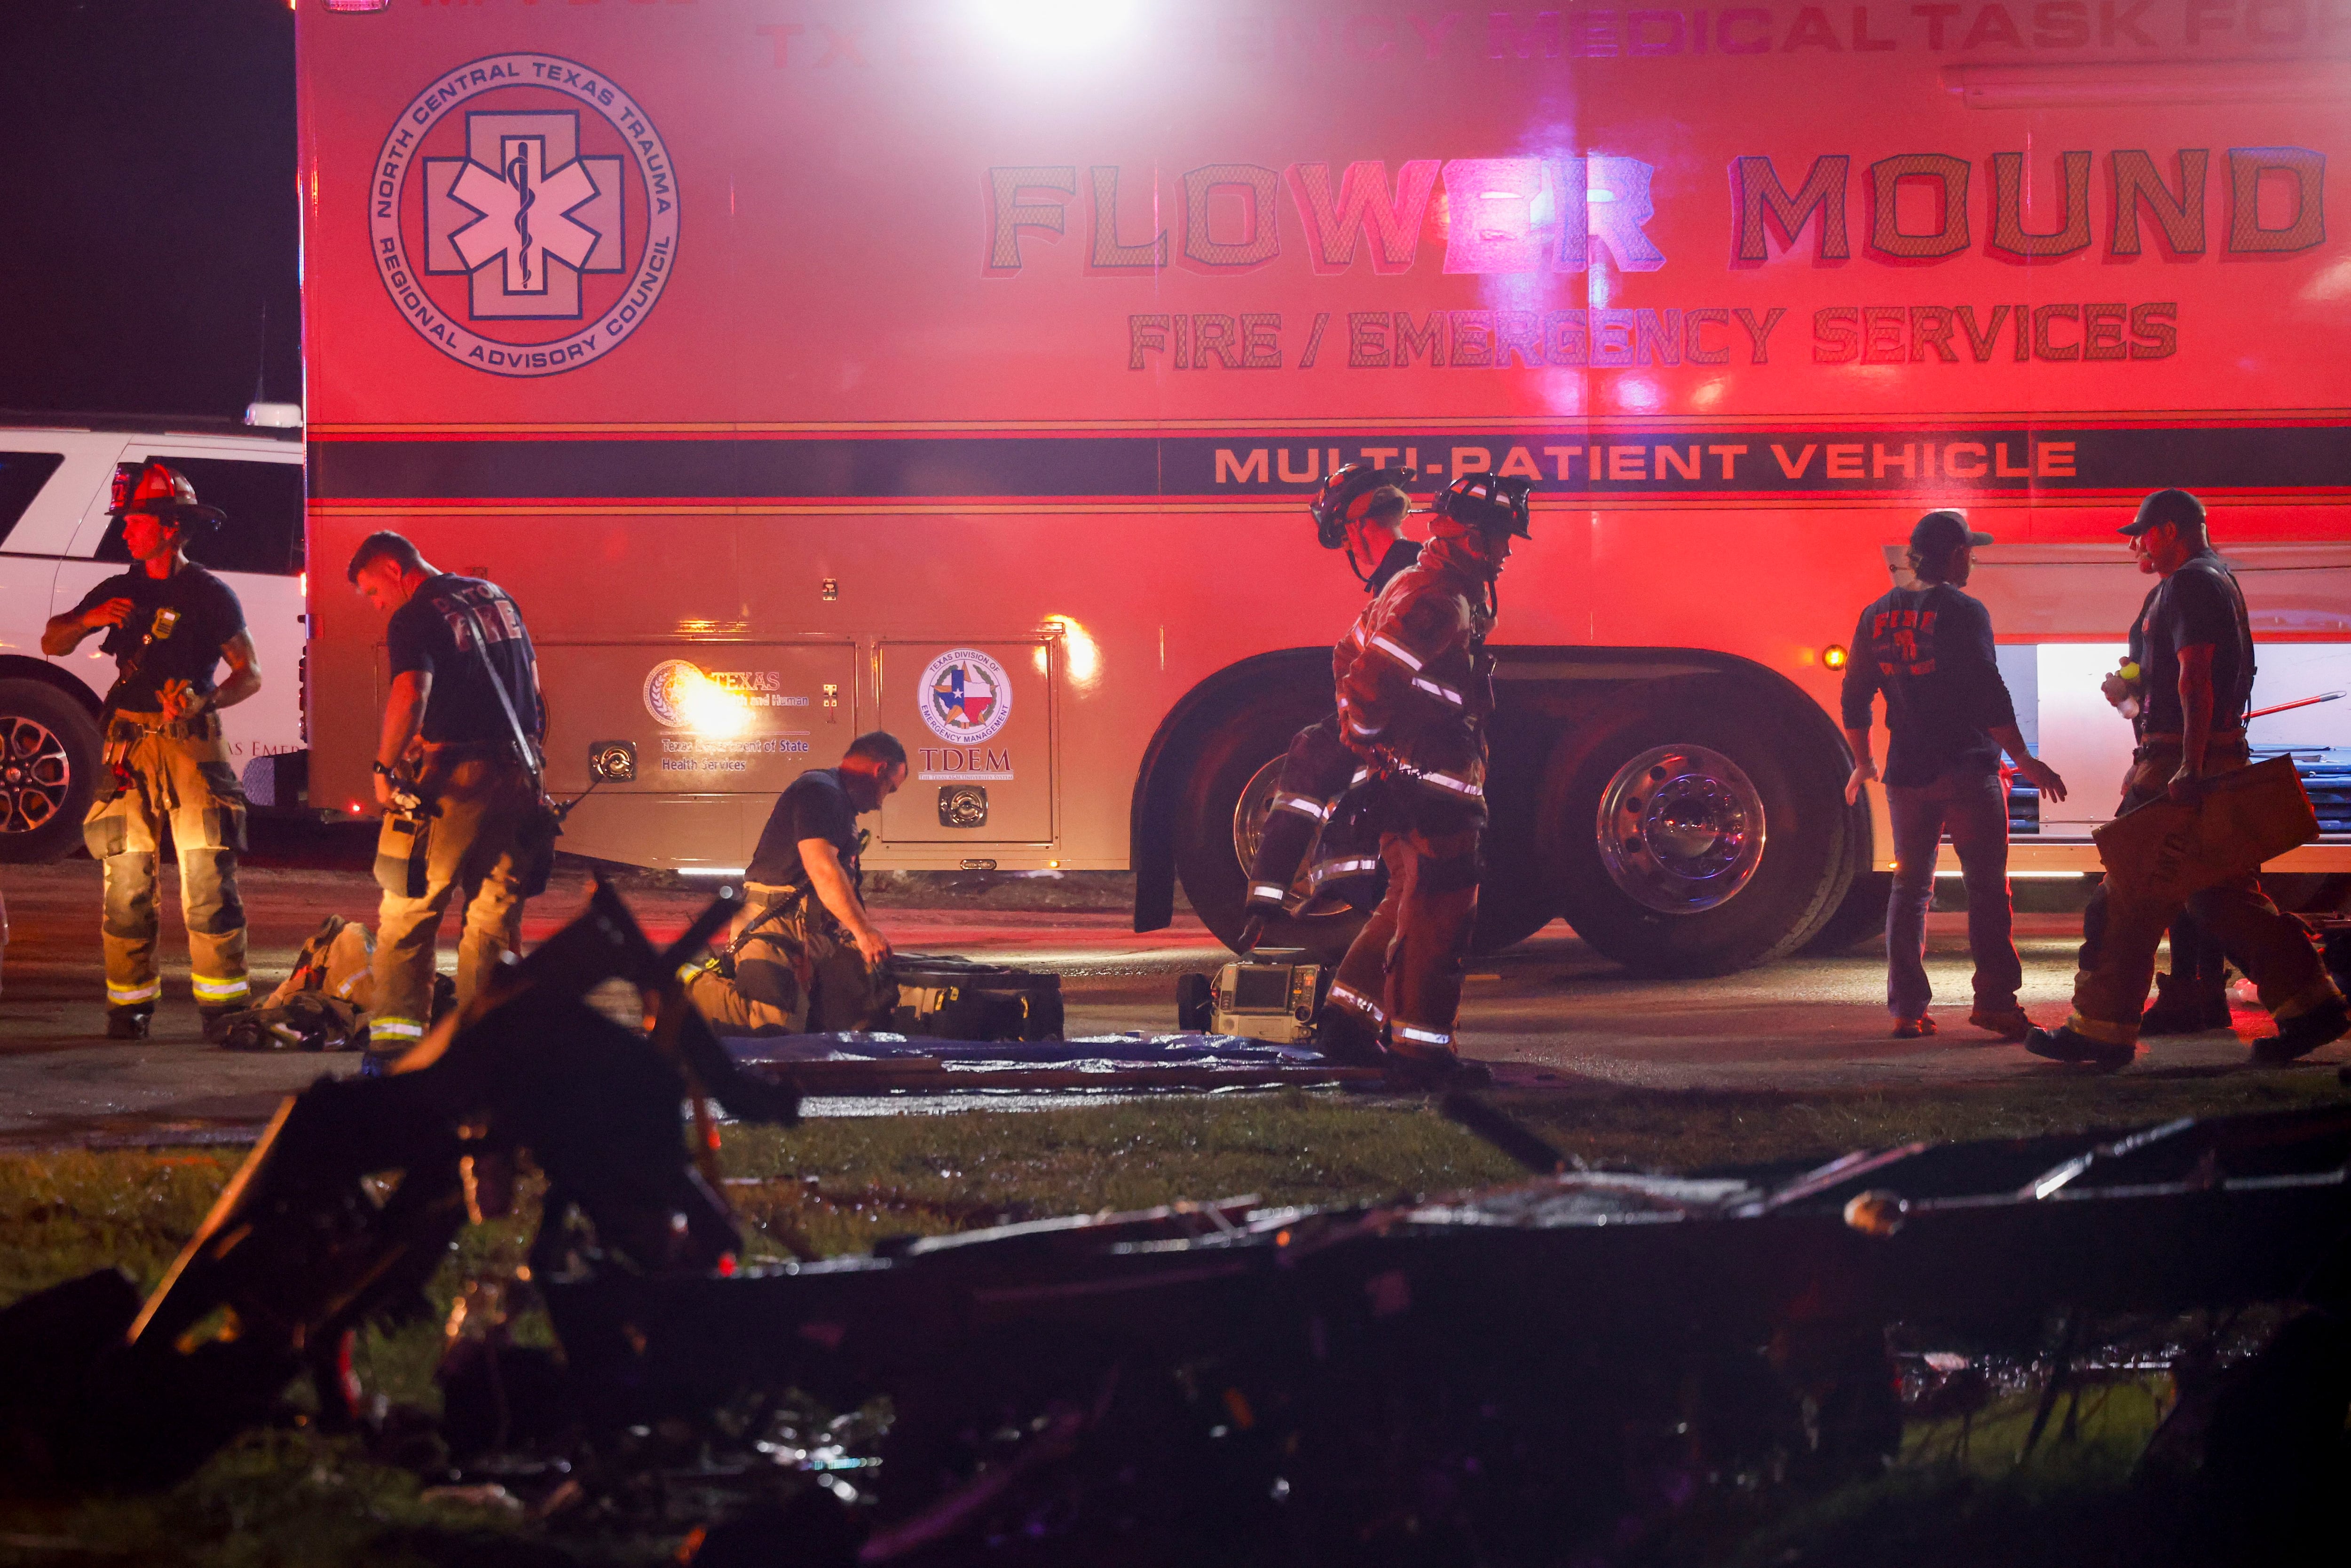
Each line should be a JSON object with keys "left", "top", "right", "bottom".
{"left": 0, "top": 417, "right": 306, "bottom": 862}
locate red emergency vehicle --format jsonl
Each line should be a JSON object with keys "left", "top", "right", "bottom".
{"left": 296, "top": 0, "right": 2351, "bottom": 973}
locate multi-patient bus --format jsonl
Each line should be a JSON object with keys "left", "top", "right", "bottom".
{"left": 294, "top": 0, "right": 2350, "bottom": 972}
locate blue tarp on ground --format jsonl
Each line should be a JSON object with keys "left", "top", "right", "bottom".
{"left": 721, "top": 1030, "right": 1332, "bottom": 1074}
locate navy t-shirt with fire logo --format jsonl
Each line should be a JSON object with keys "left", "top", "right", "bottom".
{"left": 385, "top": 575, "right": 543, "bottom": 747}
{"left": 1838, "top": 583, "right": 2018, "bottom": 787}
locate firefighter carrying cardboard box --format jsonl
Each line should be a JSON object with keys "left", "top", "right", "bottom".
{"left": 2028, "top": 489, "right": 2348, "bottom": 1070}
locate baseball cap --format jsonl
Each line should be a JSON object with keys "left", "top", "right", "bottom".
{"left": 2119, "top": 487, "right": 2207, "bottom": 537}
{"left": 1909, "top": 509, "right": 1992, "bottom": 557}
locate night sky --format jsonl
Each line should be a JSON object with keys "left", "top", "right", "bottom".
{"left": 0, "top": 0, "right": 300, "bottom": 423}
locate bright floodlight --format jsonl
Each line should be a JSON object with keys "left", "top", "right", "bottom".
{"left": 975, "top": 0, "right": 1141, "bottom": 54}
{"left": 245, "top": 401, "right": 303, "bottom": 429}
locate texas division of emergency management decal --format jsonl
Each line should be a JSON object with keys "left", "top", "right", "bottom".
{"left": 920, "top": 649, "right": 1013, "bottom": 746}
{"left": 370, "top": 55, "right": 677, "bottom": 376}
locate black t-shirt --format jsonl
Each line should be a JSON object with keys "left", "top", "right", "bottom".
{"left": 2126, "top": 583, "right": 2158, "bottom": 739}
{"left": 746, "top": 767, "right": 865, "bottom": 889}
{"left": 2140, "top": 550, "right": 2255, "bottom": 737}
{"left": 1839, "top": 583, "right": 2018, "bottom": 787}
{"left": 1367, "top": 538, "right": 1421, "bottom": 596}
{"left": 386, "top": 575, "right": 543, "bottom": 746}
{"left": 70, "top": 565, "right": 245, "bottom": 712}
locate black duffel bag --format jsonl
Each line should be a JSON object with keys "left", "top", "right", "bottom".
{"left": 887, "top": 955, "right": 1064, "bottom": 1043}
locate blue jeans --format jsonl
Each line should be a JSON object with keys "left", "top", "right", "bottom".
{"left": 1885, "top": 765, "right": 2020, "bottom": 1019}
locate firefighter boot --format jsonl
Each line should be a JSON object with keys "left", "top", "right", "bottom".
{"left": 106, "top": 1008, "right": 152, "bottom": 1040}
{"left": 2139, "top": 969, "right": 2232, "bottom": 1036}
{"left": 1382, "top": 1047, "right": 1493, "bottom": 1091}
{"left": 1307, "top": 1005, "right": 1388, "bottom": 1067}
{"left": 2252, "top": 995, "right": 2351, "bottom": 1066}
{"left": 2025, "top": 1024, "right": 2135, "bottom": 1072}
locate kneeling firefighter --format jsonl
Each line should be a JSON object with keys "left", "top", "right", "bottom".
{"left": 1236, "top": 463, "right": 1422, "bottom": 951}
{"left": 685, "top": 733, "right": 908, "bottom": 1035}
{"left": 1314, "top": 472, "right": 1533, "bottom": 1084}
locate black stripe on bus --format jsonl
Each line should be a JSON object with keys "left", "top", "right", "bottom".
{"left": 309, "top": 425, "right": 2351, "bottom": 503}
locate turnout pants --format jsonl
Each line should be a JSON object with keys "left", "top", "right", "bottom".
{"left": 2160, "top": 908, "right": 2231, "bottom": 1001}
{"left": 368, "top": 747, "right": 534, "bottom": 1050}
{"left": 1243, "top": 716, "right": 1356, "bottom": 910}
{"left": 82, "top": 711, "right": 248, "bottom": 1015}
{"left": 1884, "top": 765, "right": 2020, "bottom": 1020}
{"left": 684, "top": 881, "right": 895, "bottom": 1035}
{"left": 1325, "top": 822, "right": 1483, "bottom": 1058}
{"left": 2068, "top": 740, "right": 2340, "bottom": 1047}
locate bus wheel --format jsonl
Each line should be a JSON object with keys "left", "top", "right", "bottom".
{"left": 1174, "top": 703, "right": 1367, "bottom": 961}
{"left": 2260, "top": 873, "right": 2351, "bottom": 915}
{"left": 1802, "top": 870, "right": 1893, "bottom": 954}
{"left": 0, "top": 680, "right": 101, "bottom": 865}
{"left": 1538, "top": 693, "right": 1852, "bottom": 977}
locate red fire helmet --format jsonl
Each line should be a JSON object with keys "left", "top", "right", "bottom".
{"left": 109, "top": 462, "right": 225, "bottom": 529}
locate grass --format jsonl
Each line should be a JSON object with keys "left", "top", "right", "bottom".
{"left": 1, "top": 1073, "right": 2345, "bottom": 1566}
{"left": 1492, "top": 1069, "right": 2351, "bottom": 1174}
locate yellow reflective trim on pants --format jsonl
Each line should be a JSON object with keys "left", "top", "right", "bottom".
{"left": 1327, "top": 982, "right": 1385, "bottom": 1024}
{"left": 2064, "top": 1011, "right": 2138, "bottom": 1047}
{"left": 370, "top": 1016, "right": 426, "bottom": 1040}
{"left": 191, "top": 974, "right": 250, "bottom": 1001}
{"left": 107, "top": 980, "right": 162, "bottom": 1006}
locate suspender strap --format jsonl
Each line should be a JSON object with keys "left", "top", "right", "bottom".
{"left": 452, "top": 602, "right": 543, "bottom": 790}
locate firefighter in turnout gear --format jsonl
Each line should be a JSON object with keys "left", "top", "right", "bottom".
{"left": 349, "top": 531, "right": 547, "bottom": 1063}
{"left": 1315, "top": 472, "right": 1532, "bottom": 1085}
{"left": 1236, "top": 464, "right": 1422, "bottom": 953}
{"left": 42, "top": 464, "right": 262, "bottom": 1040}
{"left": 685, "top": 733, "right": 909, "bottom": 1035}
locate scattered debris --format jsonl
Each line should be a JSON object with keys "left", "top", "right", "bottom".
{"left": 0, "top": 881, "right": 2345, "bottom": 1564}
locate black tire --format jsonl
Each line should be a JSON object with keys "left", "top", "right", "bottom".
{"left": 1173, "top": 696, "right": 1367, "bottom": 961}
{"left": 1174, "top": 973, "right": 1213, "bottom": 1032}
{"left": 1802, "top": 869, "right": 1893, "bottom": 954}
{"left": 0, "top": 679, "right": 102, "bottom": 865}
{"left": 1467, "top": 716, "right": 1562, "bottom": 954}
{"left": 1538, "top": 683, "right": 1854, "bottom": 977}
{"left": 2261, "top": 873, "right": 2351, "bottom": 916}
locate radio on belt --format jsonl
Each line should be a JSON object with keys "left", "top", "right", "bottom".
{"left": 1195, "top": 961, "right": 1327, "bottom": 1045}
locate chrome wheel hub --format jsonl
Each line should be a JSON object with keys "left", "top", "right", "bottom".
{"left": 0, "top": 715, "right": 73, "bottom": 836}
{"left": 1595, "top": 745, "right": 1766, "bottom": 914}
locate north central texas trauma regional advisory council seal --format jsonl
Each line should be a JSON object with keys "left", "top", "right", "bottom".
{"left": 369, "top": 54, "right": 678, "bottom": 376}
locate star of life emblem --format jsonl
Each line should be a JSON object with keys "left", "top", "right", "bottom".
{"left": 370, "top": 55, "right": 677, "bottom": 376}
{"left": 428, "top": 115, "right": 622, "bottom": 319}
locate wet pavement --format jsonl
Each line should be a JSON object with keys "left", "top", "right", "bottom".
{"left": 2, "top": 851, "right": 2341, "bottom": 1149}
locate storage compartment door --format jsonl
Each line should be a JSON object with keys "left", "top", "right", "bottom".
{"left": 534, "top": 641, "right": 858, "bottom": 866}
{"left": 877, "top": 640, "right": 1055, "bottom": 845}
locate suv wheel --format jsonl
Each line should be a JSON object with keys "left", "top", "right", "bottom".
{"left": 0, "top": 680, "right": 102, "bottom": 864}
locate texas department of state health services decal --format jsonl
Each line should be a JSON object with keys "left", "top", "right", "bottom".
{"left": 920, "top": 649, "right": 1013, "bottom": 746}
{"left": 642, "top": 659, "right": 701, "bottom": 728}
{"left": 370, "top": 55, "right": 677, "bottom": 376}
